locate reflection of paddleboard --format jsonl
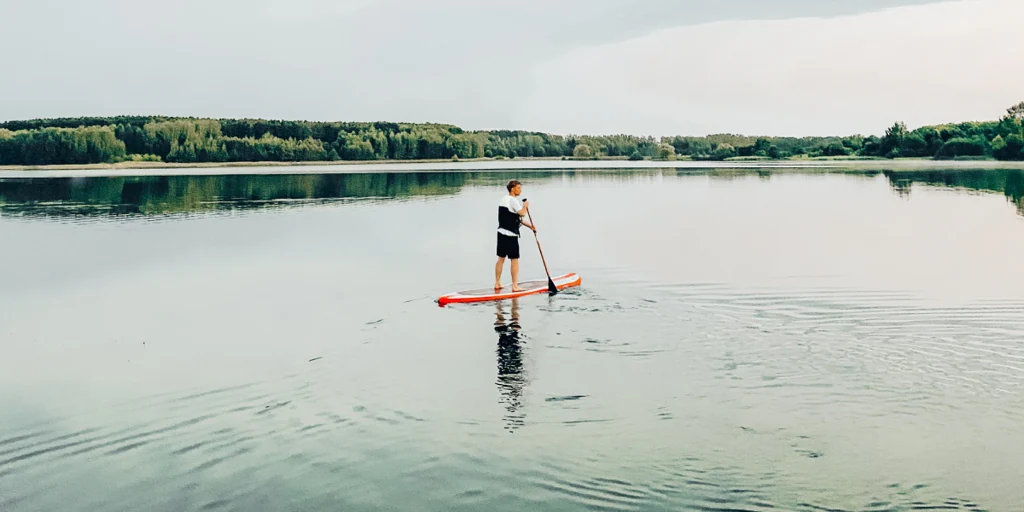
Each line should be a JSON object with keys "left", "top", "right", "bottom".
{"left": 437, "top": 273, "right": 581, "bottom": 306}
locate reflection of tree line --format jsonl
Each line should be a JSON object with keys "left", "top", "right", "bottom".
{"left": 0, "top": 173, "right": 476, "bottom": 216}
{"left": 4, "top": 169, "right": 1024, "bottom": 218}
{"left": 0, "top": 170, "right": 663, "bottom": 217}
{"left": 884, "top": 170, "right": 1024, "bottom": 216}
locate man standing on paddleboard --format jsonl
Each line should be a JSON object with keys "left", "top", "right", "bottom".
{"left": 495, "top": 180, "right": 536, "bottom": 292}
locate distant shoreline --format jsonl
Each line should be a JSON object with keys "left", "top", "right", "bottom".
{"left": 3, "top": 156, "right": 1024, "bottom": 179}
{"left": 4, "top": 108, "right": 1021, "bottom": 172}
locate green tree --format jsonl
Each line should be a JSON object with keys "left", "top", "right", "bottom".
{"left": 144, "top": 120, "right": 226, "bottom": 162}
{"left": 1004, "top": 134, "right": 1024, "bottom": 161}
{"left": 337, "top": 132, "right": 375, "bottom": 160}
{"left": 663, "top": 136, "right": 690, "bottom": 155}
{"left": 712, "top": 143, "right": 736, "bottom": 160}
{"left": 0, "top": 126, "right": 127, "bottom": 165}
{"left": 573, "top": 144, "right": 594, "bottom": 159}
{"left": 999, "top": 102, "right": 1024, "bottom": 143}
{"left": 821, "top": 141, "right": 849, "bottom": 156}
{"left": 881, "top": 121, "right": 908, "bottom": 157}
{"left": 688, "top": 140, "right": 712, "bottom": 158}
{"left": 901, "top": 133, "right": 929, "bottom": 157}
{"left": 842, "top": 137, "right": 864, "bottom": 152}
{"left": 772, "top": 146, "right": 792, "bottom": 159}
{"left": 1006, "top": 101, "right": 1024, "bottom": 122}
{"left": 935, "top": 137, "right": 988, "bottom": 159}
{"left": 992, "top": 135, "right": 1009, "bottom": 159}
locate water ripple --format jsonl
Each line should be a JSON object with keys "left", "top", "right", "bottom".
{"left": 1, "top": 283, "right": 1018, "bottom": 511}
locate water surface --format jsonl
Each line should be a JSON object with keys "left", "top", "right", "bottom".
{"left": 1, "top": 168, "right": 1022, "bottom": 511}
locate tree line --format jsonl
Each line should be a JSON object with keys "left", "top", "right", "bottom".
{"left": 1, "top": 103, "right": 1022, "bottom": 166}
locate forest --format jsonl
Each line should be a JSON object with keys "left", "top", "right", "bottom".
{"left": 1, "top": 103, "right": 1022, "bottom": 166}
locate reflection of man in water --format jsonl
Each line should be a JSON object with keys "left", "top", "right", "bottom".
{"left": 494, "top": 298, "right": 526, "bottom": 432}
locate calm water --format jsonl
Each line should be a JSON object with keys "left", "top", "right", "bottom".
{"left": 1, "top": 168, "right": 1023, "bottom": 512}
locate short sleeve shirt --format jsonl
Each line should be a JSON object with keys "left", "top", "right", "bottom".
{"left": 497, "top": 195, "right": 523, "bottom": 237}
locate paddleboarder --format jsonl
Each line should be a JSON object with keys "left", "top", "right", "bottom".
{"left": 495, "top": 180, "right": 536, "bottom": 292}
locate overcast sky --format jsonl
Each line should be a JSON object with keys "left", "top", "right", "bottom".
{"left": 2, "top": 0, "right": 1020, "bottom": 137}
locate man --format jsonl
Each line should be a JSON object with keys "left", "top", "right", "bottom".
{"left": 495, "top": 180, "right": 536, "bottom": 292}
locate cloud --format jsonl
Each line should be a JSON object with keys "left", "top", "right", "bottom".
{"left": 514, "top": 0, "right": 1024, "bottom": 136}
{"left": 0, "top": 0, "right": 991, "bottom": 137}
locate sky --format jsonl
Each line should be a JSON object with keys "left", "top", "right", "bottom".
{"left": 1, "top": 0, "right": 1021, "bottom": 137}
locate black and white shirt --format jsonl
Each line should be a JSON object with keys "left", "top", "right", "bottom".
{"left": 497, "top": 195, "right": 524, "bottom": 237}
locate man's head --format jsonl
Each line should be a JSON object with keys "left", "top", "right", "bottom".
{"left": 506, "top": 180, "right": 522, "bottom": 196}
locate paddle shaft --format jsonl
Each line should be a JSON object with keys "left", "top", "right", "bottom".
{"left": 525, "top": 207, "right": 557, "bottom": 292}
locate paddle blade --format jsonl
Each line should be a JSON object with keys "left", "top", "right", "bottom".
{"left": 548, "top": 277, "right": 558, "bottom": 295}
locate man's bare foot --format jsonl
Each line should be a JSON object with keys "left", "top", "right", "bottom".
{"left": 494, "top": 283, "right": 503, "bottom": 291}
{"left": 511, "top": 285, "right": 524, "bottom": 292}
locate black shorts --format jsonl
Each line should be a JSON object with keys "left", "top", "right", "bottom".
{"left": 496, "top": 233, "right": 520, "bottom": 259}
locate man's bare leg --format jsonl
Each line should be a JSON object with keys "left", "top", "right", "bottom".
{"left": 511, "top": 259, "right": 522, "bottom": 291}
{"left": 495, "top": 257, "right": 505, "bottom": 290}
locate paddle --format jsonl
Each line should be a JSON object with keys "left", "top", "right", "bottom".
{"left": 524, "top": 201, "right": 558, "bottom": 296}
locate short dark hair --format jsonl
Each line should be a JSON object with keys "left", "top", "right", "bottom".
{"left": 506, "top": 180, "right": 521, "bottom": 192}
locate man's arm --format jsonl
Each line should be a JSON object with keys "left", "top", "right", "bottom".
{"left": 517, "top": 199, "right": 529, "bottom": 217}
{"left": 518, "top": 199, "right": 535, "bottom": 231}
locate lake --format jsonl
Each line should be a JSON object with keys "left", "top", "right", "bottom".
{"left": 1, "top": 167, "right": 1022, "bottom": 512}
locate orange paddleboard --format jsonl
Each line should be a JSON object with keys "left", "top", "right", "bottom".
{"left": 437, "top": 273, "right": 581, "bottom": 305}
